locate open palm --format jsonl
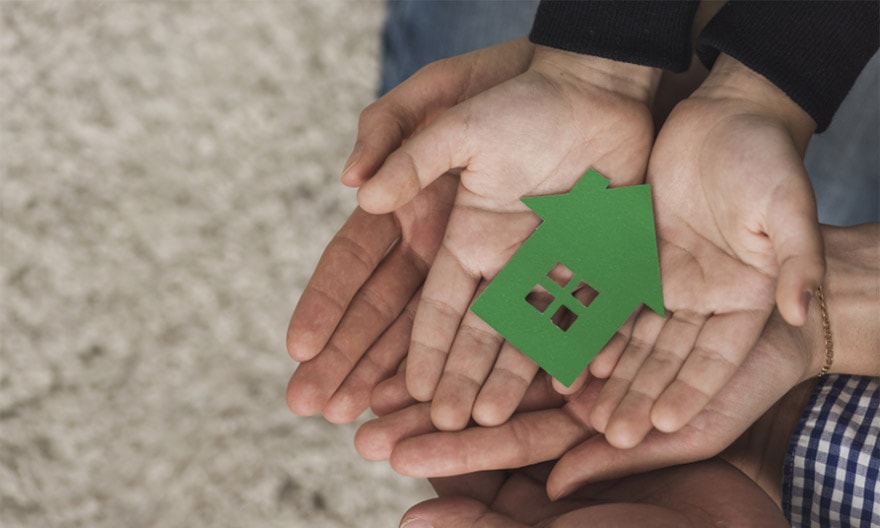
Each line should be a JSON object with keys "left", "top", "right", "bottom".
{"left": 286, "top": 175, "right": 455, "bottom": 422}
{"left": 590, "top": 55, "right": 824, "bottom": 447}
{"left": 352, "top": 48, "right": 659, "bottom": 431}
{"left": 286, "top": 39, "right": 537, "bottom": 423}
{"left": 402, "top": 459, "right": 788, "bottom": 528}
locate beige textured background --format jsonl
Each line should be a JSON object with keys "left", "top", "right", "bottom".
{"left": 1, "top": 1, "right": 434, "bottom": 526}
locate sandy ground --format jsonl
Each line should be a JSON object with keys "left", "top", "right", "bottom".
{"left": 1, "top": 1, "right": 435, "bottom": 526}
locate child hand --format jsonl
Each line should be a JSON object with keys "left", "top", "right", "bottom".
{"left": 350, "top": 46, "right": 660, "bottom": 431}
{"left": 590, "top": 54, "right": 823, "bottom": 448}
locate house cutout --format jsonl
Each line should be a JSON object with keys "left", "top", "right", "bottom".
{"left": 470, "top": 168, "right": 664, "bottom": 386}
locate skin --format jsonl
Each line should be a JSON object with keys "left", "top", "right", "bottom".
{"left": 588, "top": 54, "right": 824, "bottom": 448}
{"left": 286, "top": 39, "right": 662, "bottom": 428}
{"left": 285, "top": 176, "right": 455, "bottom": 423}
{"left": 400, "top": 458, "right": 790, "bottom": 528}
{"left": 357, "top": 45, "right": 660, "bottom": 435}
{"left": 287, "top": 43, "right": 827, "bottom": 448}
{"left": 287, "top": 39, "right": 536, "bottom": 423}
{"left": 285, "top": 37, "right": 540, "bottom": 422}
{"left": 355, "top": 223, "right": 878, "bottom": 504}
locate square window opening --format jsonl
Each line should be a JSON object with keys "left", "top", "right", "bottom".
{"left": 526, "top": 284, "right": 554, "bottom": 313}
{"left": 572, "top": 280, "right": 599, "bottom": 308}
{"left": 547, "top": 262, "right": 574, "bottom": 288}
{"left": 551, "top": 305, "right": 578, "bottom": 332}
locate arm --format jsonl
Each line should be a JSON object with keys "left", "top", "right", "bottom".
{"left": 590, "top": 0, "right": 879, "bottom": 447}
{"left": 696, "top": 0, "right": 880, "bottom": 133}
{"left": 811, "top": 223, "right": 880, "bottom": 377}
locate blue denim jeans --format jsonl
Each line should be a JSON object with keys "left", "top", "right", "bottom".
{"left": 379, "top": 0, "right": 879, "bottom": 226}
{"left": 379, "top": 0, "right": 539, "bottom": 95}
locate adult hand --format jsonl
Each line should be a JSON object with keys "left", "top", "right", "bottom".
{"left": 286, "top": 39, "right": 538, "bottom": 423}
{"left": 355, "top": 278, "right": 826, "bottom": 499}
{"left": 286, "top": 39, "right": 537, "bottom": 423}
{"left": 286, "top": 175, "right": 456, "bottom": 423}
{"left": 400, "top": 459, "right": 789, "bottom": 528}
{"left": 589, "top": 53, "right": 825, "bottom": 447}
{"left": 350, "top": 40, "right": 661, "bottom": 432}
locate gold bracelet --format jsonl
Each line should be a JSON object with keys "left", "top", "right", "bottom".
{"left": 816, "top": 284, "right": 834, "bottom": 378}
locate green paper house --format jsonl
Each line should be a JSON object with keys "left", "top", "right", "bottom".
{"left": 470, "top": 168, "right": 664, "bottom": 386}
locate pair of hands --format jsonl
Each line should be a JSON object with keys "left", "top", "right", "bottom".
{"left": 288, "top": 38, "right": 655, "bottom": 431}
{"left": 356, "top": 296, "right": 819, "bottom": 527}
{"left": 287, "top": 37, "right": 822, "bottom": 451}
{"left": 357, "top": 222, "right": 880, "bottom": 526}
{"left": 399, "top": 460, "right": 789, "bottom": 527}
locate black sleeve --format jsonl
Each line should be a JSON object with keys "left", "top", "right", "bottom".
{"left": 528, "top": 1, "right": 699, "bottom": 72}
{"left": 696, "top": 1, "right": 880, "bottom": 132}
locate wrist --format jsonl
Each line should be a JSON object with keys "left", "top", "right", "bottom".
{"left": 803, "top": 224, "right": 880, "bottom": 379}
{"left": 529, "top": 45, "right": 662, "bottom": 107}
{"left": 692, "top": 54, "right": 816, "bottom": 152}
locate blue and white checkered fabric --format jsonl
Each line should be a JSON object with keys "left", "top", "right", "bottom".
{"left": 783, "top": 374, "right": 879, "bottom": 527}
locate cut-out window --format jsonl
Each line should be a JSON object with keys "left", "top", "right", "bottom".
{"left": 526, "top": 263, "right": 600, "bottom": 333}
{"left": 571, "top": 280, "right": 599, "bottom": 308}
{"left": 526, "top": 284, "right": 554, "bottom": 313}
{"left": 550, "top": 305, "right": 578, "bottom": 332}
{"left": 547, "top": 262, "right": 574, "bottom": 288}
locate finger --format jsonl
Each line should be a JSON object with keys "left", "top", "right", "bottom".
{"left": 357, "top": 105, "right": 474, "bottom": 214}
{"left": 604, "top": 310, "right": 706, "bottom": 449}
{"left": 371, "top": 370, "right": 417, "bottom": 417}
{"left": 430, "top": 472, "right": 507, "bottom": 504}
{"left": 322, "top": 291, "right": 420, "bottom": 423}
{"left": 341, "top": 66, "right": 460, "bottom": 189}
{"left": 354, "top": 402, "right": 434, "bottom": 462}
{"left": 286, "top": 235, "right": 429, "bottom": 417}
{"left": 517, "top": 372, "right": 567, "bottom": 413}
{"left": 472, "top": 341, "right": 539, "bottom": 426}
{"left": 431, "top": 289, "right": 505, "bottom": 431}
{"left": 407, "top": 245, "right": 480, "bottom": 402}
{"left": 551, "top": 369, "right": 588, "bottom": 396}
{"left": 547, "top": 429, "right": 700, "bottom": 501}
{"left": 343, "top": 39, "right": 535, "bottom": 189}
{"left": 651, "top": 308, "right": 769, "bottom": 433}
{"left": 589, "top": 310, "right": 665, "bottom": 433}
{"left": 548, "top": 313, "right": 802, "bottom": 500}
{"left": 588, "top": 309, "right": 639, "bottom": 379}
{"left": 493, "top": 472, "right": 585, "bottom": 525}
{"left": 766, "top": 181, "right": 824, "bottom": 326}
{"left": 287, "top": 208, "right": 399, "bottom": 362}
{"left": 390, "top": 409, "right": 589, "bottom": 478}
{"left": 549, "top": 280, "right": 605, "bottom": 395}
{"left": 401, "top": 496, "right": 529, "bottom": 528}
{"left": 367, "top": 374, "right": 566, "bottom": 465}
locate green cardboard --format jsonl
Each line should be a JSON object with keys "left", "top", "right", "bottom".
{"left": 470, "top": 168, "right": 664, "bottom": 386}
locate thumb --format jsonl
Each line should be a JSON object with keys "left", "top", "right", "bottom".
{"left": 357, "top": 107, "right": 472, "bottom": 214}
{"left": 546, "top": 431, "right": 707, "bottom": 500}
{"left": 767, "top": 178, "right": 825, "bottom": 327}
{"left": 401, "top": 496, "right": 528, "bottom": 528}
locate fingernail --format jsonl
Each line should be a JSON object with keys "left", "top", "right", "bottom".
{"left": 342, "top": 142, "right": 363, "bottom": 175}
{"left": 400, "top": 518, "right": 433, "bottom": 528}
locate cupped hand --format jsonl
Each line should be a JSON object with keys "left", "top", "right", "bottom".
{"left": 355, "top": 291, "right": 822, "bottom": 501}
{"left": 589, "top": 53, "right": 824, "bottom": 447}
{"left": 286, "top": 174, "right": 456, "bottom": 423}
{"left": 286, "top": 39, "right": 539, "bottom": 423}
{"left": 401, "top": 459, "right": 788, "bottom": 528}
{"left": 350, "top": 42, "right": 661, "bottom": 432}
{"left": 285, "top": 39, "right": 540, "bottom": 424}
